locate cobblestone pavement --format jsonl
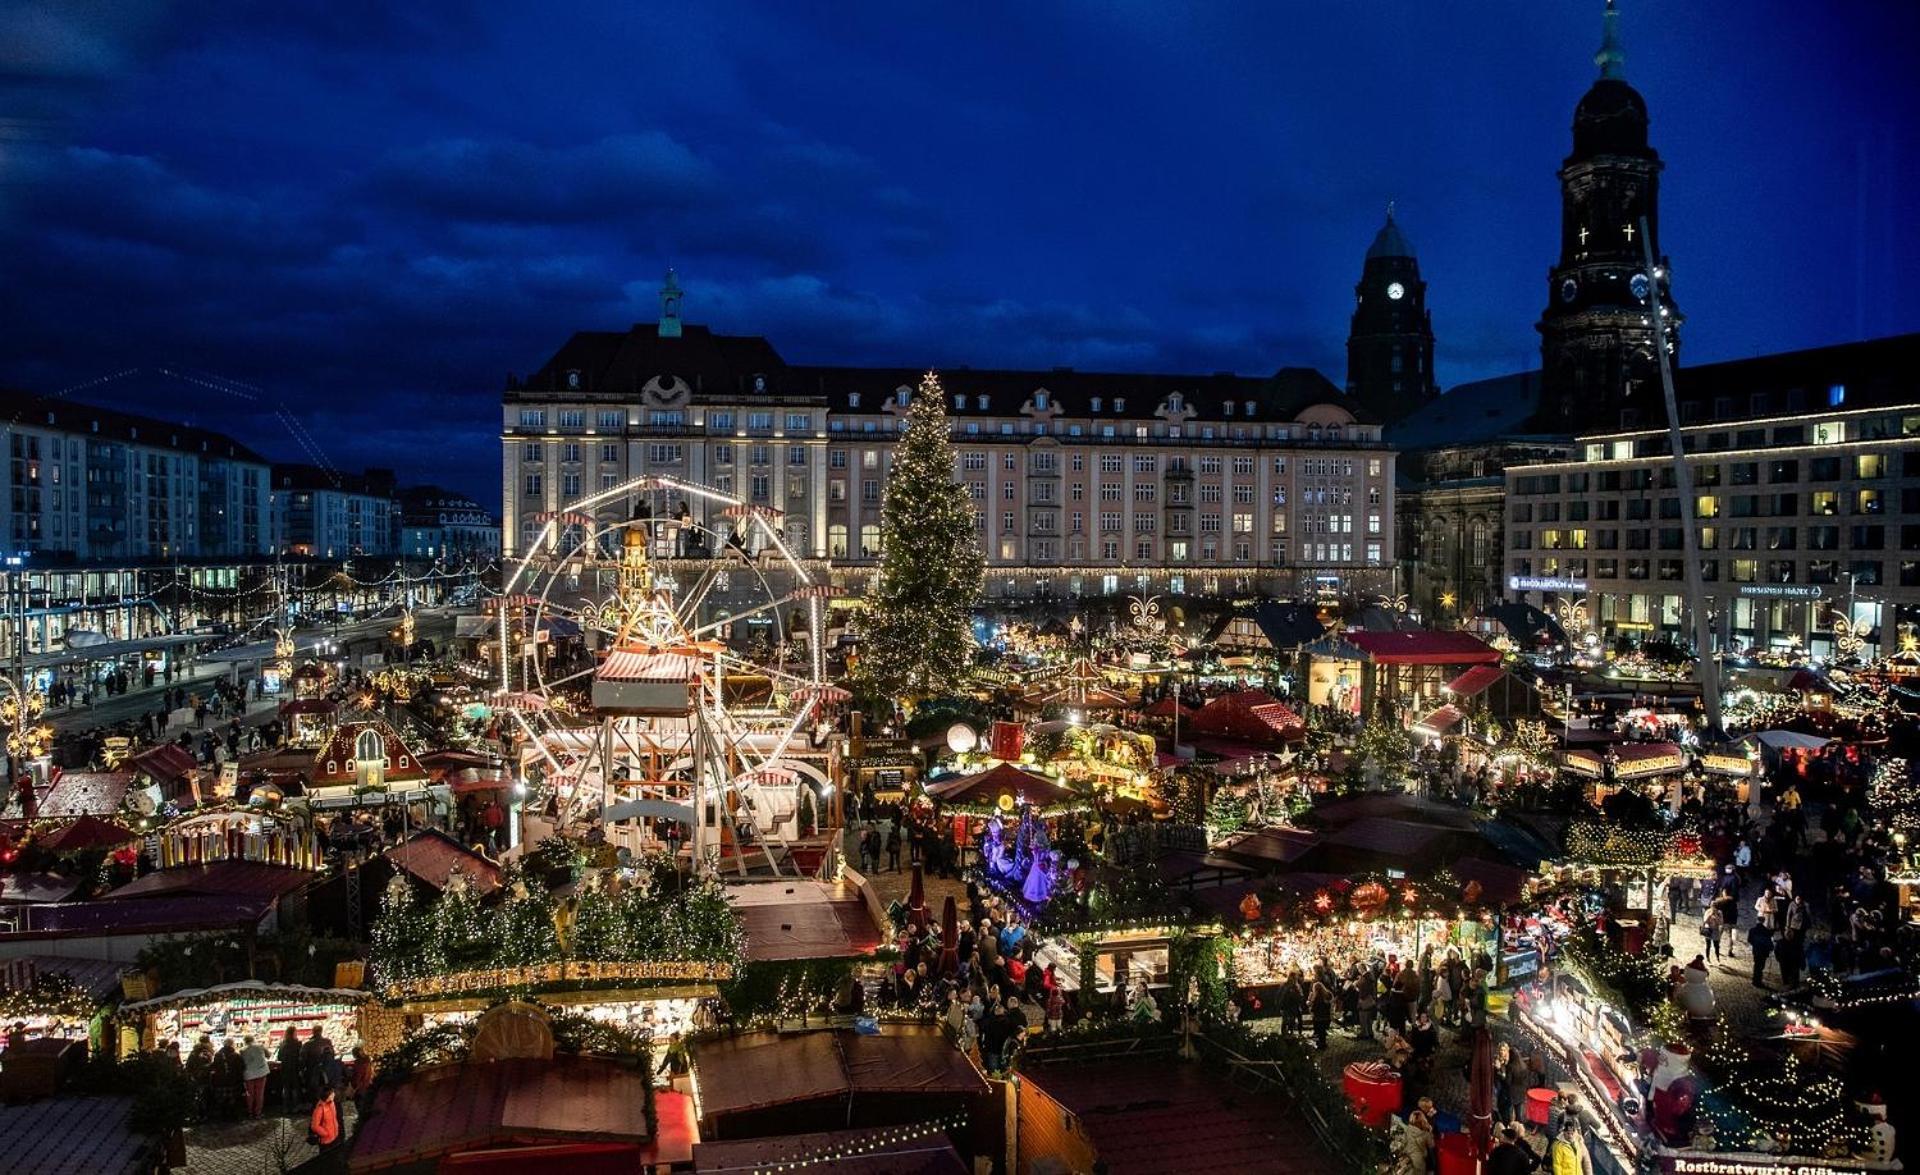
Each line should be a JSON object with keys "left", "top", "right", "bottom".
{"left": 842, "top": 820, "right": 969, "bottom": 917}
{"left": 183, "top": 1102, "right": 357, "bottom": 1175}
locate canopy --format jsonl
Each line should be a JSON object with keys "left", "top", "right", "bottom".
{"left": 1413, "top": 704, "right": 1466, "bottom": 735}
{"left": 1446, "top": 665, "right": 1506, "bottom": 698}
{"left": 923, "top": 762, "right": 1080, "bottom": 811}
{"left": 1746, "top": 729, "right": 1835, "bottom": 751}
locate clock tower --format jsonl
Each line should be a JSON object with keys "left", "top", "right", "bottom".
{"left": 1346, "top": 203, "right": 1437, "bottom": 419}
{"left": 1538, "top": 0, "right": 1682, "bottom": 429}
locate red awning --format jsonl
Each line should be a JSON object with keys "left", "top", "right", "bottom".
{"left": 1414, "top": 704, "right": 1466, "bottom": 735}
{"left": 1344, "top": 630, "right": 1501, "bottom": 666}
{"left": 278, "top": 698, "right": 338, "bottom": 716}
{"left": 1445, "top": 665, "right": 1506, "bottom": 698}
{"left": 923, "top": 762, "right": 1080, "bottom": 810}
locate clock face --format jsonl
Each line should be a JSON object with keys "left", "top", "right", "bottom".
{"left": 1629, "top": 273, "right": 1651, "bottom": 301}
{"left": 1559, "top": 277, "right": 1579, "bottom": 304}
{"left": 1386, "top": 282, "right": 1405, "bottom": 301}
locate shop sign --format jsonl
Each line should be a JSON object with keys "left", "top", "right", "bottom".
{"left": 1662, "top": 1160, "right": 1879, "bottom": 1175}
{"left": 1737, "top": 585, "right": 1823, "bottom": 599}
{"left": 1508, "top": 576, "right": 1587, "bottom": 592}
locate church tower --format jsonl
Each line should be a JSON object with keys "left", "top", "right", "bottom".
{"left": 1346, "top": 204, "right": 1437, "bottom": 418}
{"left": 1538, "top": 0, "right": 1682, "bottom": 429}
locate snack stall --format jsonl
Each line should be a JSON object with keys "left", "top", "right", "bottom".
{"left": 123, "top": 981, "right": 371, "bottom": 1060}
{"left": 1510, "top": 969, "right": 1644, "bottom": 1171}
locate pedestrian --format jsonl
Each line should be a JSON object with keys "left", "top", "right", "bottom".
{"left": 1701, "top": 903, "right": 1723, "bottom": 962}
{"left": 885, "top": 825, "right": 901, "bottom": 872}
{"left": 1309, "top": 980, "right": 1333, "bottom": 1050}
{"left": 276, "top": 1026, "right": 303, "bottom": 1111}
{"left": 1747, "top": 920, "right": 1774, "bottom": 988}
{"left": 241, "top": 1035, "right": 271, "bottom": 1119}
{"left": 308, "top": 1087, "right": 340, "bottom": 1151}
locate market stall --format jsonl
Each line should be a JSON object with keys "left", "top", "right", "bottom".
{"left": 0, "top": 957, "right": 123, "bottom": 1058}
{"left": 123, "top": 980, "right": 372, "bottom": 1059}
{"left": 157, "top": 806, "right": 321, "bottom": 870}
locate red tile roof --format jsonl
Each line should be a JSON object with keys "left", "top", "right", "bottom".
{"left": 1343, "top": 630, "right": 1501, "bottom": 666}
{"left": 0, "top": 1095, "right": 156, "bottom": 1174}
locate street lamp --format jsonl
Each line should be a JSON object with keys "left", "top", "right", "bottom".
{"left": 3, "top": 677, "right": 52, "bottom": 816}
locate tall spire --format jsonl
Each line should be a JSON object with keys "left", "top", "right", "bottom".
{"left": 1595, "top": 0, "right": 1626, "bottom": 80}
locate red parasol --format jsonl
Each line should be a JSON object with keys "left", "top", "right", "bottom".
{"left": 1468, "top": 1025, "right": 1495, "bottom": 1159}
{"left": 938, "top": 895, "right": 959, "bottom": 976}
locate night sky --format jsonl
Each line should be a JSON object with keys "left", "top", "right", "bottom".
{"left": 2, "top": 2, "right": 1914, "bottom": 509}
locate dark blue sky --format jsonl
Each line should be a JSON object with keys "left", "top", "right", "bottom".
{"left": 2, "top": 1, "right": 1914, "bottom": 509}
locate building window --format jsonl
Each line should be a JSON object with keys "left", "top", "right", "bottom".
{"left": 524, "top": 474, "right": 542, "bottom": 497}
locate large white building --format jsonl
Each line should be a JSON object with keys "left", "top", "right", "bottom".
{"left": 502, "top": 284, "right": 1397, "bottom": 601}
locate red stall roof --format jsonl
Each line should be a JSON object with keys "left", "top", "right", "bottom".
{"left": 923, "top": 763, "right": 1079, "bottom": 810}
{"left": 34, "top": 771, "right": 134, "bottom": 820}
{"left": 1344, "top": 631, "right": 1500, "bottom": 666}
{"left": 128, "top": 744, "right": 199, "bottom": 784}
{"left": 1446, "top": 665, "right": 1507, "bottom": 697}
{"left": 383, "top": 830, "right": 503, "bottom": 896}
{"left": 695, "top": 1128, "right": 968, "bottom": 1174}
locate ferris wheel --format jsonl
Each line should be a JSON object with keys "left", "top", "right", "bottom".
{"left": 497, "top": 475, "right": 847, "bottom": 875}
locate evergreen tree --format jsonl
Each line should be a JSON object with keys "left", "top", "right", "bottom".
{"left": 857, "top": 371, "right": 985, "bottom": 701}
{"left": 369, "top": 877, "right": 442, "bottom": 986}
{"left": 435, "top": 870, "right": 491, "bottom": 969}
{"left": 492, "top": 866, "right": 561, "bottom": 966}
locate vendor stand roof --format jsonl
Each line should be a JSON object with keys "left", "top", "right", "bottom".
{"left": 1343, "top": 630, "right": 1501, "bottom": 665}
{"left": 693, "top": 1028, "right": 988, "bottom": 1134}
{"left": 348, "top": 1055, "right": 674, "bottom": 1173}
{"left": 127, "top": 744, "right": 198, "bottom": 785}
{"left": 30, "top": 771, "right": 133, "bottom": 820}
{"left": 693, "top": 1127, "right": 969, "bottom": 1174}
{"left": 0, "top": 1095, "right": 156, "bottom": 1175}
{"left": 1021, "top": 1059, "right": 1336, "bottom": 1175}
{"left": 729, "top": 879, "right": 882, "bottom": 962}
{"left": 36, "top": 814, "right": 137, "bottom": 853}
{"left": 923, "top": 762, "right": 1079, "bottom": 811}
{"left": 1186, "top": 690, "right": 1304, "bottom": 745}
{"left": 383, "top": 829, "right": 503, "bottom": 896}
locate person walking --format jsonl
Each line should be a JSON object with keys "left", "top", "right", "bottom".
{"left": 1747, "top": 920, "right": 1775, "bottom": 988}
{"left": 1701, "top": 903, "right": 1724, "bottom": 962}
{"left": 885, "top": 825, "right": 902, "bottom": 872}
{"left": 240, "top": 1035, "right": 271, "bottom": 1119}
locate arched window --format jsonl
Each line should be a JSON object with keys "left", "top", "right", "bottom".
{"left": 355, "top": 729, "right": 384, "bottom": 763}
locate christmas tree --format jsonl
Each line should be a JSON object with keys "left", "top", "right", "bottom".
{"left": 857, "top": 371, "right": 985, "bottom": 701}
{"left": 369, "top": 876, "right": 443, "bottom": 986}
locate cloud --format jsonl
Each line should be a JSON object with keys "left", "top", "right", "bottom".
{"left": 369, "top": 133, "right": 720, "bottom": 225}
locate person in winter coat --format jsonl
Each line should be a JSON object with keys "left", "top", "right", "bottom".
{"left": 1701, "top": 904, "right": 1724, "bottom": 962}
{"left": 1747, "top": 921, "right": 1775, "bottom": 988}
{"left": 240, "top": 1036, "right": 272, "bottom": 1119}
{"left": 1309, "top": 980, "right": 1334, "bottom": 1050}
{"left": 309, "top": 1087, "right": 340, "bottom": 1149}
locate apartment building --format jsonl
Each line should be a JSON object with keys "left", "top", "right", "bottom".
{"left": 0, "top": 390, "right": 273, "bottom": 562}
{"left": 1504, "top": 401, "right": 1920, "bottom": 656}
{"left": 272, "top": 465, "right": 399, "bottom": 558}
{"left": 502, "top": 290, "right": 1398, "bottom": 601}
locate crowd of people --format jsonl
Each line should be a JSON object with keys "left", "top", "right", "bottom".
{"left": 160, "top": 1026, "right": 372, "bottom": 1149}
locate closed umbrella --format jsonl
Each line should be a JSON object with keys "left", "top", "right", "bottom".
{"left": 908, "top": 863, "right": 927, "bottom": 929}
{"left": 1468, "top": 1025, "right": 1495, "bottom": 1160}
{"left": 938, "top": 896, "right": 959, "bottom": 976}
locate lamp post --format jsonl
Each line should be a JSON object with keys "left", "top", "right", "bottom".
{"left": 3, "top": 676, "right": 51, "bottom": 819}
